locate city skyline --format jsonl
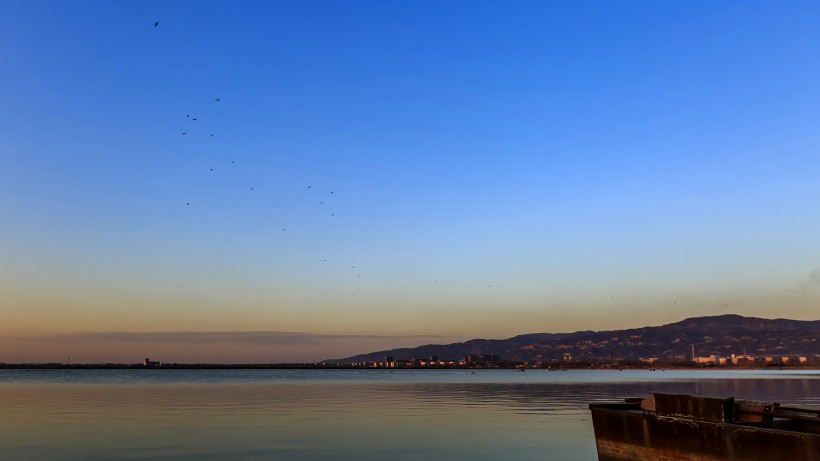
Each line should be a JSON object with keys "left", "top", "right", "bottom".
{"left": 2, "top": 1, "right": 820, "bottom": 363}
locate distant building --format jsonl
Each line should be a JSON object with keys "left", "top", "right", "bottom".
{"left": 693, "top": 354, "right": 720, "bottom": 365}
{"left": 143, "top": 358, "right": 161, "bottom": 368}
{"left": 729, "top": 354, "right": 754, "bottom": 366}
{"left": 464, "top": 354, "right": 501, "bottom": 366}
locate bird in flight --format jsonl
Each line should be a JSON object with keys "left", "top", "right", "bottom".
{"left": 210, "top": 133, "right": 214, "bottom": 136}
{"left": 186, "top": 114, "right": 190, "bottom": 118}
{"left": 192, "top": 118, "right": 197, "bottom": 121}
{"left": 250, "top": 187, "right": 255, "bottom": 191}
{"left": 209, "top": 168, "right": 214, "bottom": 172}
{"left": 182, "top": 132, "right": 187, "bottom": 135}
{"left": 186, "top": 202, "right": 190, "bottom": 206}
{"left": 154, "top": 21, "right": 159, "bottom": 28}
{"left": 214, "top": 98, "right": 221, "bottom": 102}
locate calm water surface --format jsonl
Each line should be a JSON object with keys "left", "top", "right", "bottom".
{"left": 1, "top": 369, "right": 818, "bottom": 460}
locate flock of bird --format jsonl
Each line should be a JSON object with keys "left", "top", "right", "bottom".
{"left": 178, "top": 95, "right": 340, "bottom": 228}
{"left": 153, "top": 19, "right": 501, "bottom": 296}
{"left": 151, "top": 19, "right": 392, "bottom": 296}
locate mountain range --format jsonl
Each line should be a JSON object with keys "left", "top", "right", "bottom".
{"left": 332, "top": 314, "right": 820, "bottom": 364}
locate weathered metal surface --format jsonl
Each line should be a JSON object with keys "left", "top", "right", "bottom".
{"left": 639, "top": 394, "right": 656, "bottom": 413}
{"left": 654, "top": 394, "right": 733, "bottom": 423}
{"left": 590, "top": 394, "right": 820, "bottom": 461}
{"left": 734, "top": 401, "right": 776, "bottom": 424}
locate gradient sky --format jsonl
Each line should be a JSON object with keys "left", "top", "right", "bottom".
{"left": 2, "top": 1, "right": 820, "bottom": 363}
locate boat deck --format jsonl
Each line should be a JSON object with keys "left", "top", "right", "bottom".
{"left": 589, "top": 394, "right": 820, "bottom": 461}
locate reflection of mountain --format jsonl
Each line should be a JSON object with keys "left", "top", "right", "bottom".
{"left": 333, "top": 314, "right": 820, "bottom": 363}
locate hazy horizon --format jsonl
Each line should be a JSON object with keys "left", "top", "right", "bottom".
{"left": 3, "top": 1, "right": 820, "bottom": 363}
{"left": 2, "top": 312, "right": 818, "bottom": 364}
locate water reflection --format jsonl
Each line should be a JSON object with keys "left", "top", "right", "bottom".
{"left": 0, "top": 370, "right": 818, "bottom": 460}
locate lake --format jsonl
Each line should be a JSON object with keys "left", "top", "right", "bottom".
{"left": 1, "top": 369, "right": 819, "bottom": 460}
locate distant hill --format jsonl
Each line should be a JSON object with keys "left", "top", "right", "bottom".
{"left": 330, "top": 314, "right": 820, "bottom": 363}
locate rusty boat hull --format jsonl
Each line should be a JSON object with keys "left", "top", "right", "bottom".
{"left": 589, "top": 393, "right": 820, "bottom": 461}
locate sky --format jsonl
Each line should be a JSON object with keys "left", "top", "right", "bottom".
{"left": 2, "top": 1, "right": 820, "bottom": 363}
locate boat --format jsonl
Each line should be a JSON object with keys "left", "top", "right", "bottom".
{"left": 589, "top": 393, "right": 820, "bottom": 460}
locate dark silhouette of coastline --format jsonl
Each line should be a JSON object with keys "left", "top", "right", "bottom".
{"left": 0, "top": 363, "right": 338, "bottom": 370}
{"left": 0, "top": 362, "right": 817, "bottom": 370}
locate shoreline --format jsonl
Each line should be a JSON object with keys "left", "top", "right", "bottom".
{"left": 2, "top": 363, "right": 820, "bottom": 371}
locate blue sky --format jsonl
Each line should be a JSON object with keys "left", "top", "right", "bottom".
{"left": 2, "top": 1, "right": 819, "bottom": 362}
